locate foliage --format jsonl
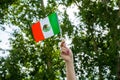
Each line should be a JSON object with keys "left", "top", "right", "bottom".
{"left": 72, "top": 0, "right": 120, "bottom": 79}
{"left": 0, "top": 0, "right": 17, "bottom": 26}
{"left": 0, "top": 0, "right": 120, "bottom": 80}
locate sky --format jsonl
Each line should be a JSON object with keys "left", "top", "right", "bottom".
{"left": 0, "top": 25, "right": 13, "bottom": 57}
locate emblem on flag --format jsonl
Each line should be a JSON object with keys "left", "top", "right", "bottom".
{"left": 43, "top": 24, "right": 51, "bottom": 32}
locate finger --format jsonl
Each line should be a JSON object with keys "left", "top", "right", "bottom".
{"left": 61, "top": 53, "right": 67, "bottom": 58}
{"left": 61, "top": 47, "right": 68, "bottom": 52}
{"left": 60, "top": 41, "right": 65, "bottom": 47}
{"left": 61, "top": 51, "right": 69, "bottom": 55}
{"left": 61, "top": 47, "right": 67, "bottom": 50}
{"left": 61, "top": 49, "right": 67, "bottom": 54}
{"left": 61, "top": 49, "right": 69, "bottom": 55}
{"left": 61, "top": 40, "right": 66, "bottom": 47}
{"left": 61, "top": 43, "right": 67, "bottom": 49}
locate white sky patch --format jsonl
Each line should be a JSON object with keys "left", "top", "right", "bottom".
{"left": 66, "top": 4, "right": 80, "bottom": 26}
{"left": 0, "top": 27, "right": 11, "bottom": 57}
{"left": 58, "top": 3, "right": 80, "bottom": 26}
{"left": 117, "top": 25, "right": 120, "bottom": 29}
{"left": 58, "top": 5, "right": 66, "bottom": 13}
{"left": 57, "top": 3, "right": 80, "bottom": 46}
{"left": 0, "top": 24, "right": 18, "bottom": 57}
{"left": 44, "top": 0, "right": 48, "bottom": 7}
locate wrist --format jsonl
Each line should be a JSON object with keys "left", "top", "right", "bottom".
{"left": 65, "top": 59, "right": 74, "bottom": 65}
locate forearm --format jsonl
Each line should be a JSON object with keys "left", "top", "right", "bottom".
{"left": 60, "top": 40, "right": 76, "bottom": 80}
{"left": 66, "top": 60, "right": 76, "bottom": 80}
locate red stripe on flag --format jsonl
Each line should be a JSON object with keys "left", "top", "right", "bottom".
{"left": 32, "top": 21, "right": 44, "bottom": 42}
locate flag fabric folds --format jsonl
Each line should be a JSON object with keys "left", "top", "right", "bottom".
{"left": 31, "top": 13, "right": 60, "bottom": 42}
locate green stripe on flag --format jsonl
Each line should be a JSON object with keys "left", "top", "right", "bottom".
{"left": 48, "top": 13, "right": 60, "bottom": 35}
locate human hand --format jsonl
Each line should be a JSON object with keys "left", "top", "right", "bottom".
{"left": 60, "top": 40, "right": 76, "bottom": 80}
{"left": 60, "top": 40, "right": 73, "bottom": 63}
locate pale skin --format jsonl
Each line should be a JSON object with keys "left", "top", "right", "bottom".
{"left": 60, "top": 40, "right": 76, "bottom": 80}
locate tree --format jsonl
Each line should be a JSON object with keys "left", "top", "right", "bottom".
{"left": 71, "top": 0, "right": 120, "bottom": 79}
{"left": 0, "top": 0, "right": 120, "bottom": 80}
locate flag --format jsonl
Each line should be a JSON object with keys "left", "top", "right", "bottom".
{"left": 31, "top": 13, "right": 60, "bottom": 42}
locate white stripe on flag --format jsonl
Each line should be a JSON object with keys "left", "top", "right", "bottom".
{"left": 40, "top": 17, "right": 54, "bottom": 38}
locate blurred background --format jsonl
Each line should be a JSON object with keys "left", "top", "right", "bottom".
{"left": 0, "top": 0, "right": 120, "bottom": 80}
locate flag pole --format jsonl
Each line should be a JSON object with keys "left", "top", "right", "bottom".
{"left": 60, "top": 27, "right": 63, "bottom": 41}
{"left": 59, "top": 28, "right": 63, "bottom": 50}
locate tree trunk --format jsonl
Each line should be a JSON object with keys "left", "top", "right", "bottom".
{"left": 41, "top": 0, "right": 45, "bottom": 16}
{"left": 117, "top": 53, "right": 120, "bottom": 80}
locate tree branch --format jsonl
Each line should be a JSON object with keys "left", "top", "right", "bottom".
{"left": 73, "top": 0, "right": 81, "bottom": 9}
{"left": 41, "top": 0, "right": 45, "bottom": 17}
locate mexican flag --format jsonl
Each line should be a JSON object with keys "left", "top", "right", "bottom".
{"left": 31, "top": 13, "right": 60, "bottom": 42}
